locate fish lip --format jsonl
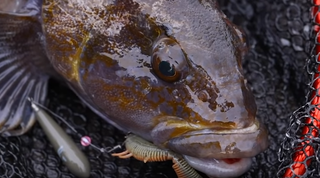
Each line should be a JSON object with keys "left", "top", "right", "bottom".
{"left": 183, "top": 156, "right": 253, "bottom": 178}
{"left": 182, "top": 119, "right": 261, "bottom": 136}
{"left": 165, "top": 120, "right": 269, "bottom": 159}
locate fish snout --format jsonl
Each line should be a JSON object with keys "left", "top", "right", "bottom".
{"left": 151, "top": 118, "right": 268, "bottom": 178}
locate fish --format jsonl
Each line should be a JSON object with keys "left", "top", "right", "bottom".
{"left": 0, "top": 0, "right": 269, "bottom": 177}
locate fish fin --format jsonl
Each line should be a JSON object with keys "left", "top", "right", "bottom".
{"left": 0, "top": 9, "right": 56, "bottom": 136}
{"left": 0, "top": 0, "right": 28, "bottom": 13}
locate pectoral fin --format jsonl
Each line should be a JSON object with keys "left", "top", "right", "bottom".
{"left": 0, "top": 5, "right": 56, "bottom": 136}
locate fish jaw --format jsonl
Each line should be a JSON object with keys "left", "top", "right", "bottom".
{"left": 150, "top": 117, "right": 268, "bottom": 177}
{"left": 183, "top": 156, "right": 252, "bottom": 178}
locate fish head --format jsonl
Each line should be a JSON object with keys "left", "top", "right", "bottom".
{"left": 42, "top": 0, "right": 268, "bottom": 177}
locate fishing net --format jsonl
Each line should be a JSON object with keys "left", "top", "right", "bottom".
{"left": 278, "top": 0, "right": 320, "bottom": 177}
{"left": 0, "top": 0, "right": 316, "bottom": 177}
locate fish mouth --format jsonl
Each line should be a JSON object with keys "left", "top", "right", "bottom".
{"left": 151, "top": 118, "right": 268, "bottom": 177}
{"left": 166, "top": 120, "right": 268, "bottom": 159}
{"left": 183, "top": 156, "right": 252, "bottom": 178}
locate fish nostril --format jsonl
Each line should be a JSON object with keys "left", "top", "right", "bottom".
{"left": 197, "top": 90, "right": 209, "bottom": 102}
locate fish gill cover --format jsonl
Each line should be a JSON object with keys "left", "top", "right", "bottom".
{"left": 0, "top": 0, "right": 315, "bottom": 177}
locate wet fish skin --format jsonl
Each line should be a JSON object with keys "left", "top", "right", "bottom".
{"left": 0, "top": 0, "right": 268, "bottom": 177}
{"left": 43, "top": 0, "right": 257, "bottom": 136}
{"left": 41, "top": 0, "right": 268, "bottom": 177}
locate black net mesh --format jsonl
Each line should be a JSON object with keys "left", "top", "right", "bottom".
{"left": 278, "top": 0, "right": 320, "bottom": 178}
{"left": 0, "top": 0, "right": 317, "bottom": 178}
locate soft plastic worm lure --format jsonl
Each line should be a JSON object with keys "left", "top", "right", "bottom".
{"left": 27, "top": 98, "right": 202, "bottom": 177}
{"left": 112, "top": 134, "right": 203, "bottom": 178}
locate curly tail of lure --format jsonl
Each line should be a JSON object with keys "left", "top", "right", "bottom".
{"left": 171, "top": 156, "right": 204, "bottom": 178}
{"left": 112, "top": 134, "right": 203, "bottom": 178}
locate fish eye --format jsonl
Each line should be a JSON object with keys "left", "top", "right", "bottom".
{"left": 151, "top": 37, "right": 189, "bottom": 83}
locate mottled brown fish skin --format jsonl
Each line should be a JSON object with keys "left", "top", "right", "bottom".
{"left": 41, "top": 0, "right": 268, "bottom": 177}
